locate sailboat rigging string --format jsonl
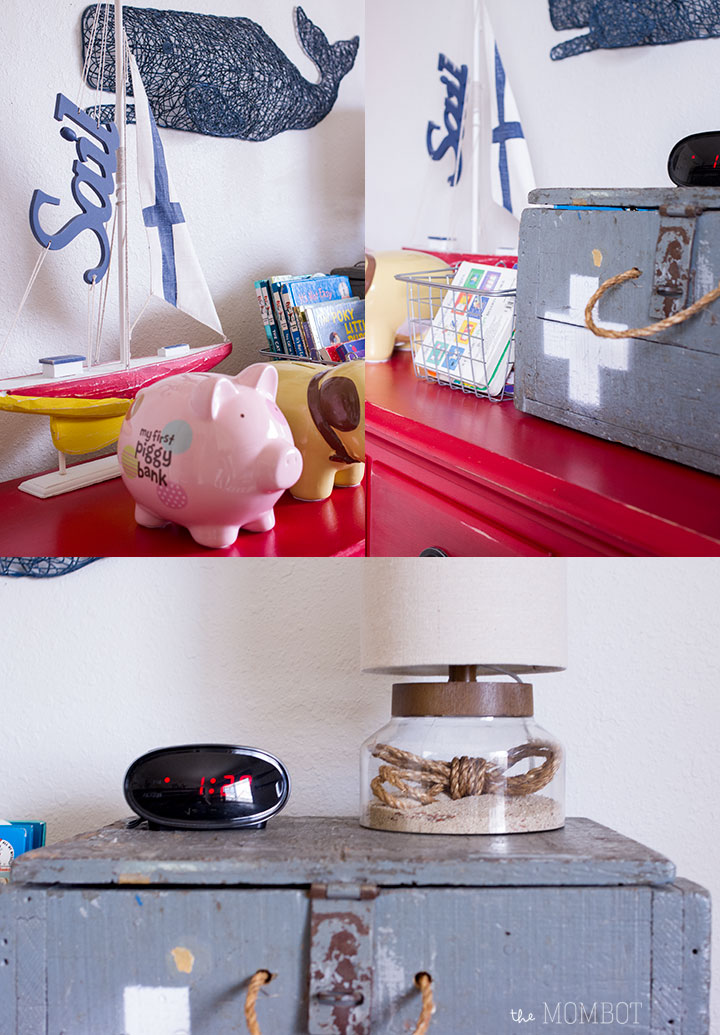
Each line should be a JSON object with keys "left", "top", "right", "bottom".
{"left": 78, "top": 3, "right": 103, "bottom": 111}
{"left": 94, "top": 5, "right": 112, "bottom": 126}
{"left": 130, "top": 295, "right": 152, "bottom": 338}
{"left": 87, "top": 276, "right": 98, "bottom": 362}
{"left": 93, "top": 209, "right": 118, "bottom": 364}
{"left": 0, "top": 245, "right": 51, "bottom": 362}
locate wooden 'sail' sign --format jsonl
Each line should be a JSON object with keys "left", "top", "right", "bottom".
{"left": 29, "top": 94, "right": 118, "bottom": 285}
{"left": 426, "top": 53, "right": 468, "bottom": 187}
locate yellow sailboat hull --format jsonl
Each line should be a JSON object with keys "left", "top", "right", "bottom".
{"left": 0, "top": 395, "right": 131, "bottom": 455}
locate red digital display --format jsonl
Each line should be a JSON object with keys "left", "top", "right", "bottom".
{"left": 198, "top": 774, "right": 252, "bottom": 796}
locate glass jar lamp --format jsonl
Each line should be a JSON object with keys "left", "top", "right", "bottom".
{"left": 361, "top": 558, "right": 568, "bottom": 835}
{"left": 360, "top": 675, "right": 564, "bottom": 835}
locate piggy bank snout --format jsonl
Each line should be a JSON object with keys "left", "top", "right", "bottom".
{"left": 257, "top": 441, "right": 303, "bottom": 492}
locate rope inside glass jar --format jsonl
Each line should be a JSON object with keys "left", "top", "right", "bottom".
{"left": 370, "top": 742, "right": 559, "bottom": 811}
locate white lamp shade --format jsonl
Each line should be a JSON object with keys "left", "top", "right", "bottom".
{"left": 362, "top": 558, "right": 567, "bottom": 675}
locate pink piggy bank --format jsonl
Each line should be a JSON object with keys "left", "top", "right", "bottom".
{"left": 117, "top": 364, "right": 303, "bottom": 548}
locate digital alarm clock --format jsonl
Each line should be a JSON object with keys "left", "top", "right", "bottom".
{"left": 124, "top": 744, "right": 290, "bottom": 830}
{"left": 668, "top": 132, "right": 720, "bottom": 186}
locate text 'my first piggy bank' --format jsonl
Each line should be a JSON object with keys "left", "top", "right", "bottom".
{"left": 117, "top": 364, "right": 303, "bottom": 549}
{"left": 267, "top": 359, "right": 364, "bottom": 501}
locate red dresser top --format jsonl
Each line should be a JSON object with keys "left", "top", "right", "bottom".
{"left": 0, "top": 473, "right": 365, "bottom": 557}
{"left": 366, "top": 353, "right": 720, "bottom": 556}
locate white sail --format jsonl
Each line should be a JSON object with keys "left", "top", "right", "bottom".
{"left": 128, "top": 49, "right": 223, "bottom": 336}
{"left": 483, "top": 6, "right": 535, "bottom": 221}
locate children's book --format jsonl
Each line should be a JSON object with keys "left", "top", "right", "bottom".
{"left": 416, "top": 262, "right": 516, "bottom": 397}
{"left": 295, "top": 307, "right": 321, "bottom": 360}
{"left": 281, "top": 275, "right": 353, "bottom": 357}
{"left": 268, "top": 275, "right": 304, "bottom": 355}
{"left": 301, "top": 297, "right": 365, "bottom": 358}
{"left": 320, "top": 340, "right": 365, "bottom": 362}
{"left": 254, "top": 279, "right": 282, "bottom": 353}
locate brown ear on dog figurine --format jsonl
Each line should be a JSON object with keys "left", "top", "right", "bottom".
{"left": 245, "top": 360, "right": 365, "bottom": 502}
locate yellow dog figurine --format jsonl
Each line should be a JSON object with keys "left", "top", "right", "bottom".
{"left": 365, "top": 250, "right": 452, "bottom": 363}
{"left": 244, "top": 360, "right": 365, "bottom": 502}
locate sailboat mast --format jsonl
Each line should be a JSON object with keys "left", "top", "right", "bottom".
{"left": 115, "top": 0, "right": 130, "bottom": 368}
{"left": 471, "top": 0, "right": 482, "bottom": 254}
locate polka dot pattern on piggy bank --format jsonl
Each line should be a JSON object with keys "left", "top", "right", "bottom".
{"left": 157, "top": 481, "right": 188, "bottom": 509}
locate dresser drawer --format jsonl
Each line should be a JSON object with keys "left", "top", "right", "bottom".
{"left": 0, "top": 884, "right": 663, "bottom": 1035}
{"left": 366, "top": 353, "right": 720, "bottom": 556}
{"left": 369, "top": 458, "right": 564, "bottom": 556}
{"left": 3, "top": 879, "right": 707, "bottom": 1035}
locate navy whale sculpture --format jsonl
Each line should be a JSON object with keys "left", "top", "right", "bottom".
{"left": 81, "top": 5, "right": 359, "bottom": 139}
{"left": 549, "top": 0, "right": 720, "bottom": 59}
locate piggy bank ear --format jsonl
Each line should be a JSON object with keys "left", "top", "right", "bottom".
{"left": 190, "top": 376, "right": 238, "bottom": 421}
{"left": 235, "top": 363, "right": 279, "bottom": 400}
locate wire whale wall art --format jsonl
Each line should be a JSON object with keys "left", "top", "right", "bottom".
{"left": 81, "top": 4, "right": 360, "bottom": 140}
{"left": 549, "top": 0, "right": 720, "bottom": 59}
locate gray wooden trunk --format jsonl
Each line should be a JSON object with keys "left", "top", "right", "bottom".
{"left": 0, "top": 817, "right": 711, "bottom": 1035}
{"left": 515, "top": 187, "right": 720, "bottom": 475}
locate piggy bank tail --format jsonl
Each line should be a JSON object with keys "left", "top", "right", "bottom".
{"left": 294, "top": 6, "right": 359, "bottom": 86}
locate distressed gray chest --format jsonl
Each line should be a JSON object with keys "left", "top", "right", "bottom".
{"left": 515, "top": 187, "right": 720, "bottom": 475}
{"left": 0, "top": 817, "right": 710, "bottom": 1035}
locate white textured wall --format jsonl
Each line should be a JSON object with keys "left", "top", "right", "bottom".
{"left": 1, "top": 556, "right": 718, "bottom": 1026}
{"left": 366, "top": 0, "right": 720, "bottom": 252}
{"left": 0, "top": 0, "right": 364, "bottom": 481}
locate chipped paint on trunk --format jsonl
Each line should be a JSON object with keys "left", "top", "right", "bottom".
{"left": 309, "top": 895, "right": 375, "bottom": 1035}
{"left": 171, "top": 946, "right": 195, "bottom": 974}
{"left": 374, "top": 926, "right": 407, "bottom": 1003}
{"left": 651, "top": 208, "right": 699, "bottom": 320}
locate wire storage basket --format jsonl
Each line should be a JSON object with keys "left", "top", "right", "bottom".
{"left": 259, "top": 349, "right": 334, "bottom": 364}
{"left": 395, "top": 263, "right": 516, "bottom": 401}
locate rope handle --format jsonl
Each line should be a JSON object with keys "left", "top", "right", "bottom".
{"left": 244, "top": 969, "right": 274, "bottom": 1035}
{"left": 413, "top": 972, "right": 435, "bottom": 1034}
{"left": 584, "top": 266, "right": 720, "bottom": 339}
{"left": 243, "top": 966, "right": 432, "bottom": 1033}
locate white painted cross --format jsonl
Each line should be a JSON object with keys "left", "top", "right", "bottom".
{"left": 542, "top": 274, "right": 631, "bottom": 408}
{"left": 124, "top": 986, "right": 191, "bottom": 1035}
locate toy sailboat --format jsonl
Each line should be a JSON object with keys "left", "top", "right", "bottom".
{"left": 0, "top": 0, "right": 232, "bottom": 498}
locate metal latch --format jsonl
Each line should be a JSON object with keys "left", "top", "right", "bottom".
{"left": 650, "top": 203, "right": 704, "bottom": 320}
{"left": 308, "top": 883, "right": 378, "bottom": 1035}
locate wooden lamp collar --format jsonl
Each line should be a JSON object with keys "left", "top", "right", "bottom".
{"left": 391, "top": 667, "right": 534, "bottom": 718}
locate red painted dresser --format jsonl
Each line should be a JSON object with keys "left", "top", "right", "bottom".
{"left": 366, "top": 353, "right": 720, "bottom": 556}
{"left": 0, "top": 474, "right": 365, "bottom": 557}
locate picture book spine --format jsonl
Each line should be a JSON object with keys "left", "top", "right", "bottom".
{"left": 295, "top": 307, "right": 321, "bottom": 361}
{"left": 268, "top": 280, "right": 296, "bottom": 355}
{"left": 281, "top": 284, "right": 309, "bottom": 357}
{"left": 254, "top": 280, "right": 282, "bottom": 353}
